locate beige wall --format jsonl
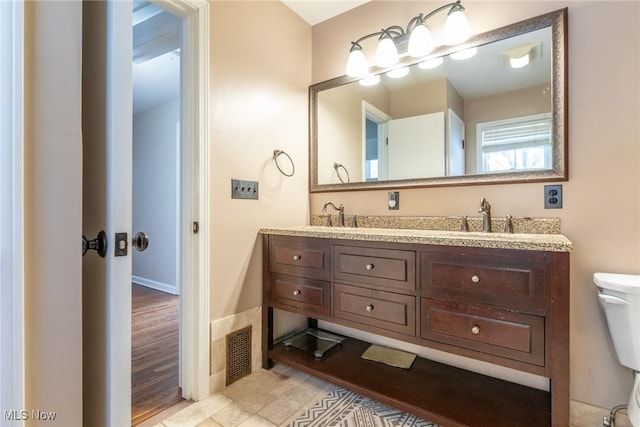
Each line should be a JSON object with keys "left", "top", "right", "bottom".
{"left": 23, "top": 1, "right": 83, "bottom": 425}
{"left": 318, "top": 84, "right": 365, "bottom": 184}
{"left": 209, "top": 1, "right": 311, "bottom": 320}
{"left": 311, "top": 1, "right": 640, "bottom": 411}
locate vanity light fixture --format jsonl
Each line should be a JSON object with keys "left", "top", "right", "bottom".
{"left": 346, "top": 0, "right": 471, "bottom": 78}
{"left": 501, "top": 42, "right": 541, "bottom": 69}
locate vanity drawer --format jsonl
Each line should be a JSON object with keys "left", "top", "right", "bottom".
{"left": 270, "top": 237, "right": 331, "bottom": 280}
{"left": 334, "top": 283, "right": 416, "bottom": 336}
{"left": 270, "top": 273, "right": 330, "bottom": 316}
{"left": 421, "top": 298, "right": 544, "bottom": 366}
{"left": 334, "top": 245, "right": 416, "bottom": 291}
{"left": 421, "top": 247, "right": 546, "bottom": 313}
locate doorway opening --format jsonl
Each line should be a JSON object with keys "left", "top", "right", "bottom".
{"left": 131, "top": 2, "right": 183, "bottom": 424}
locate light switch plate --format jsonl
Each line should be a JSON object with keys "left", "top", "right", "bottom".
{"left": 231, "top": 179, "right": 259, "bottom": 200}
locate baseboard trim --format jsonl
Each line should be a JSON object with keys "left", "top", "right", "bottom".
{"left": 132, "top": 275, "right": 178, "bottom": 295}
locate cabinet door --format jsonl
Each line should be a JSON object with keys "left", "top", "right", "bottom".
{"left": 334, "top": 245, "right": 416, "bottom": 291}
{"left": 422, "top": 298, "right": 545, "bottom": 366}
{"left": 270, "top": 237, "right": 331, "bottom": 280}
{"left": 421, "top": 247, "right": 547, "bottom": 314}
{"left": 270, "top": 274, "right": 330, "bottom": 317}
{"left": 334, "top": 283, "right": 416, "bottom": 336}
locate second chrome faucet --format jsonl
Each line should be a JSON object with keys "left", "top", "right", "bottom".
{"left": 322, "top": 202, "right": 345, "bottom": 227}
{"left": 478, "top": 198, "right": 492, "bottom": 232}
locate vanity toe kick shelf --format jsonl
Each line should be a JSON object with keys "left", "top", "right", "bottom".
{"left": 269, "top": 336, "right": 550, "bottom": 427}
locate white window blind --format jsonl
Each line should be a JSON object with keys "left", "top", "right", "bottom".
{"left": 477, "top": 114, "right": 552, "bottom": 173}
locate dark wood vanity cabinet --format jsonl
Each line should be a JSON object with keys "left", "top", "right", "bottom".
{"left": 262, "top": 234, "right": 570, "bottom": 427}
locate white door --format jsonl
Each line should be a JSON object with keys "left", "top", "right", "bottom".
{"left": 82, "top": 1, "right": 133, "bottom": 425}
{"left": 82, "top": 1, "right": 210, "bottom": 424}
{"left": 447, "top": 108, "right": 465, "bottom": 176}
{"left": 387, "top": 112, "right": 445, "bottom": 180}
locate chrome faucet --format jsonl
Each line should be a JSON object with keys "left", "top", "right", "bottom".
{"left": 322, "top": 202, "right": 345, "bottom": 227}
{"left": 478, "top": 198, "right": 492, "bottom": 232}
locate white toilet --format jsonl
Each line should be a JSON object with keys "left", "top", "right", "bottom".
{"left": 594, "top": 272, "right": 640, "bottom": 426}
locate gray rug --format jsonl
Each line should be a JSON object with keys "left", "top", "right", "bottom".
{"left": 287, "top": 386, "right": 438, "bottom": 427}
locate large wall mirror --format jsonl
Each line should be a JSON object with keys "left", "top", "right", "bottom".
{"left": 310, "top": 9, "right": 567, "bottom": 192}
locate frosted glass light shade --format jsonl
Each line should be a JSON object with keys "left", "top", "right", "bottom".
{"left": 346, "top": 48, "right": 369, "bottom": 77}
{"left": 408, "top": 23, "right": 434, "bottom": 57}
{"left": 442, "top": 9, "right": 470, "bottom": 45}
{"left": 375, "top": 37, "right": 399, "bottom": 68}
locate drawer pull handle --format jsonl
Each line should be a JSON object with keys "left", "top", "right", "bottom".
{"left": 471, "top": 325, "right": 480, "bottom": 334}
{"left": 471, "top": 275, "right": 480, "bottom": 283}
{"left": 365, "top": 304, "right": 374, "bottom": 312}
{"left": 293, "top": 290, "right": 301, "bottom": 296}
{"left": 293, "top": 255, "right": 301, "bottom": 261}
{"left": 365, "top": 264, "right": 375, "bottom": 271}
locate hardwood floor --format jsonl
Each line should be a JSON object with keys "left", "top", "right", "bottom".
{"left": 131, "top": 284, "right": 183, "bottom": 426}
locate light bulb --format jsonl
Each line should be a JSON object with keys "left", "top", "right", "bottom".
{"left": 375, "top": 37, "right": 399, "bottom": 68}
{"left": 442, "top": 9, "right": 471, "bottom": 46}
{"left": 408, "top": 23, "right": 434, "bottom": 57}
{"left": 346, "top": 48, "right": 369, "bottom": 77}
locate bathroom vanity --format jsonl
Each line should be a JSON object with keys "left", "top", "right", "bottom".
{"left": 261, "top": 226, "right": 572, "bottom": 427}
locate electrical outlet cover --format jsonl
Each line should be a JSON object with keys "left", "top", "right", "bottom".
{"left": 544, "top": 184, "right": 562, "bottom": 209}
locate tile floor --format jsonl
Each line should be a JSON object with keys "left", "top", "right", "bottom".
{"left": 142, "top": 364, "right": 633, "bottom": 427}
{"left": 146, "top": 363, "right": 337, "bottom": 427}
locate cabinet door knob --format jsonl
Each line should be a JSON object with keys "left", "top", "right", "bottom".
{"left": 293, "top": 290, "right": 301, "bottom": 296}
{"left": 471, "top": 325, "right": 480, "bottom": 334}
{"left": 365, "top": 264, "right": 374, "bottom": 271}
{"left": 365, "top": 304, "right": 374, "bottom": 312}
{"left": 471, "top": 275, "right": 480, "bottom": 283}
{"left": 293, "top": 255, "right": 301, "bottom": 261}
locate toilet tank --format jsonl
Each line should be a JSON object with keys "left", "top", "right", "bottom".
{"left": 594, "top": 272, "right": 640, "bottom": 371}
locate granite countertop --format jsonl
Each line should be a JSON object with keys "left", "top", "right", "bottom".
{"left": 259, "top": 225, "right": 574, "bottom": 252}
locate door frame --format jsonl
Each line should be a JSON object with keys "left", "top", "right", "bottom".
{"left": 107, "top": 0, "right": 209, "bottom": 423}
{"left": 0, "top": 0, "right": 25, "bottom": 420}
{"left": 156, "top": 0, "right": 211, "bottom": 402}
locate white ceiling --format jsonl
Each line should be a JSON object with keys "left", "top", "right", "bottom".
{"left": 281, "top": 0, "right": 370, "bottom": 25}
{"left": 132, "top": 2, "right": 181, "bottom": 115}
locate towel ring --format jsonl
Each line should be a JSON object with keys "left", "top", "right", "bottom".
{"left": 333, "top": 163, "right": 350, "bottom": 183}
{"left": 273, "top": 149, "right": 295, "bottom": 177}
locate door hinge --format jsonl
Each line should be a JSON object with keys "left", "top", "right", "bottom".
{"left": 462, "top": 139, "right": 465, "bottom": 149}
{"left": 192, "top": 221, "right": 199, "bottom": 234}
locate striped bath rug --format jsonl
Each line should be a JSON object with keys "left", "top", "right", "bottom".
{"left": 287, "top": 386, "right": 438, "bottom": 427}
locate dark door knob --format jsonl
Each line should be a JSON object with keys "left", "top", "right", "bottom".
{"left": 82, "top": 230, "right": 107, "bottom": 258}
{"left": 132, "top": 232, "right": 149, "bottom": 252}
